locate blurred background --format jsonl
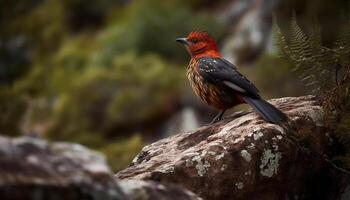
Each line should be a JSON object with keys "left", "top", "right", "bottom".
{"left": 1, "top": 0, "right": 349, "bottom": 172}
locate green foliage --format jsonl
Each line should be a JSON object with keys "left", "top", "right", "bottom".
{"left": 273, "top": 15, "right": 350, "bottom": 114}
{"left": 44, "top": 52, "right": 182, "bottom": 171}
{"left": 253, "top": 54, "right": 306, "bottom": 98}
{"left": 46, "top": 52, "right": 184, "bottom": 143}
{"left": 15, "top": 0, "right": 67, "bottom": 57}
{"left": 0, "top": 88, "right": 27, "bottom": 136}
{"left": 274, "top": 15, "right": 350, "bottom": 169}
{"left": 0, "top": 0, "right": 223, "bottom": 172}
{"left": 94, "top": 0, "right": 224, "bottom": 66}
{"left": 274, "top": 15, "right": 333, "bottom": 93}
{"left": 99, "top": 134, "right": 143, "bottom": 172}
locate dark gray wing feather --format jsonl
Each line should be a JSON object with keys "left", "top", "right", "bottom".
{"left": 197, "top": 57, "right": 260, "bottom": 98}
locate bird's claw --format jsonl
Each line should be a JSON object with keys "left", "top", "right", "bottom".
{"left": 207, "top": 116, "right": 222, "bottom": 125}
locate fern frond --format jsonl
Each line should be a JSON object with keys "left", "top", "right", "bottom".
{"left": 275, "top": 13, "right": 350, "bottom": 170}
{"left": 272, "top": 15, "right": 290, "bottom": 58}
{"left": 310, "top": 19, "right": 322, "bottom": 55}
{"left": 288, "top": 15, "right": 312, "bottom": 61}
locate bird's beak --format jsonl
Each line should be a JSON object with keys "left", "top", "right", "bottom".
{"left": 176, "top": 38, "right": 190, "bottom": 45}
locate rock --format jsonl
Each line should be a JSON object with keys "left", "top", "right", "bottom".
{"left": 116, "top": 95, "right": 349, "bottom": 200}
{"left": 118, "top": 180, "right": 202, "bottom": 200}
{"left": 0, "top": 136, "right": 125, "bottom": 200}
{"left": 0, "top": 136, "right": 200, "bottom": 200}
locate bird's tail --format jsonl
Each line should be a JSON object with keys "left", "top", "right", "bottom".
{"left": 242, "top": 96, "right": 287, "bottom": 124}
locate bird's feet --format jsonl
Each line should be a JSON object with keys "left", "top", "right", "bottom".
{"left": 208, "top": 116, "right": 222, "bottom": 125}
{"left": 207, "top": 110, "right": 226, "bottom": 125}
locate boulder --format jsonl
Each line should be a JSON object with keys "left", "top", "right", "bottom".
{"left": 119, "top": 180, "right": 201, "bottom": 200}
{"left": 0, "top": 136, "right": 199, "bottom": 200}
{"left": 116, "top": 95, "right": 350, "bottom": 200}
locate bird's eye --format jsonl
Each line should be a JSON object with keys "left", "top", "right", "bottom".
{"left": 192, "top": 39, "right": 199, "bottom": 43}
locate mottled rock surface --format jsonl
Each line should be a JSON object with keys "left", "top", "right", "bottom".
{"left": 0, "top": 136, "right": 200, "bottom": 200}
{"left": 116, "top": 95, "right": 349, "bottom": 200}
{"left": 0, "top": 136, "right": 125, "bottom": 200}
{"left": 119, "top": 180, "right": 201, "bottom": 200}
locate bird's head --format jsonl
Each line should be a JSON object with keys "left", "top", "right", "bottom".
{"left": 176, "top": 31, "right": 220, "bottom": 59}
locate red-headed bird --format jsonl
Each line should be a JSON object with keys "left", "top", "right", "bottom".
{"left": 176, "top": 31, "right": 287, "bottom": 124}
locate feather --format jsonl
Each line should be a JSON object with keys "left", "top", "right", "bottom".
{"left": 242, "top": 97, "right": 287, "bottom": 124}
{"left": 223, "top": 81, "right": 246, "bottom": 93}
{"left": 197, "top": 57, "right": 260, "bottom": 98}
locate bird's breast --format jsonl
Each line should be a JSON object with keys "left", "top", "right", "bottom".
{"left": 187, "top": 59, "right": 243, "bottom": 109}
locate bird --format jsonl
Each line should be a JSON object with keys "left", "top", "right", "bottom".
{"left": 176, "top": 31, "right": 287, "bottom": 124}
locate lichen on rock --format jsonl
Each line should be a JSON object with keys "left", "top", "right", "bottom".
{"left": 235, "top": 182, "right": 244, "bottom": 190}
{"left": 259, "top": 149, "right": 282, "bottom": 178}
{"left": 240, "top": 150, "right": 252, "bottom": 162}
{"left": 192, "top": 155, "right": 211, "bottom": 177}
{"left": 252, "top": 128, "right": 264, "bottom": 140}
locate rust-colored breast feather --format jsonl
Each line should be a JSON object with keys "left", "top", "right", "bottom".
{"left": 187, "top": 59, "right": 243, "bottom": 110}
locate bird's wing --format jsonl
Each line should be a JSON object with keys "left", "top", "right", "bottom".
{"left": 197, "top": 57, "right": 260, "bottom": 98}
